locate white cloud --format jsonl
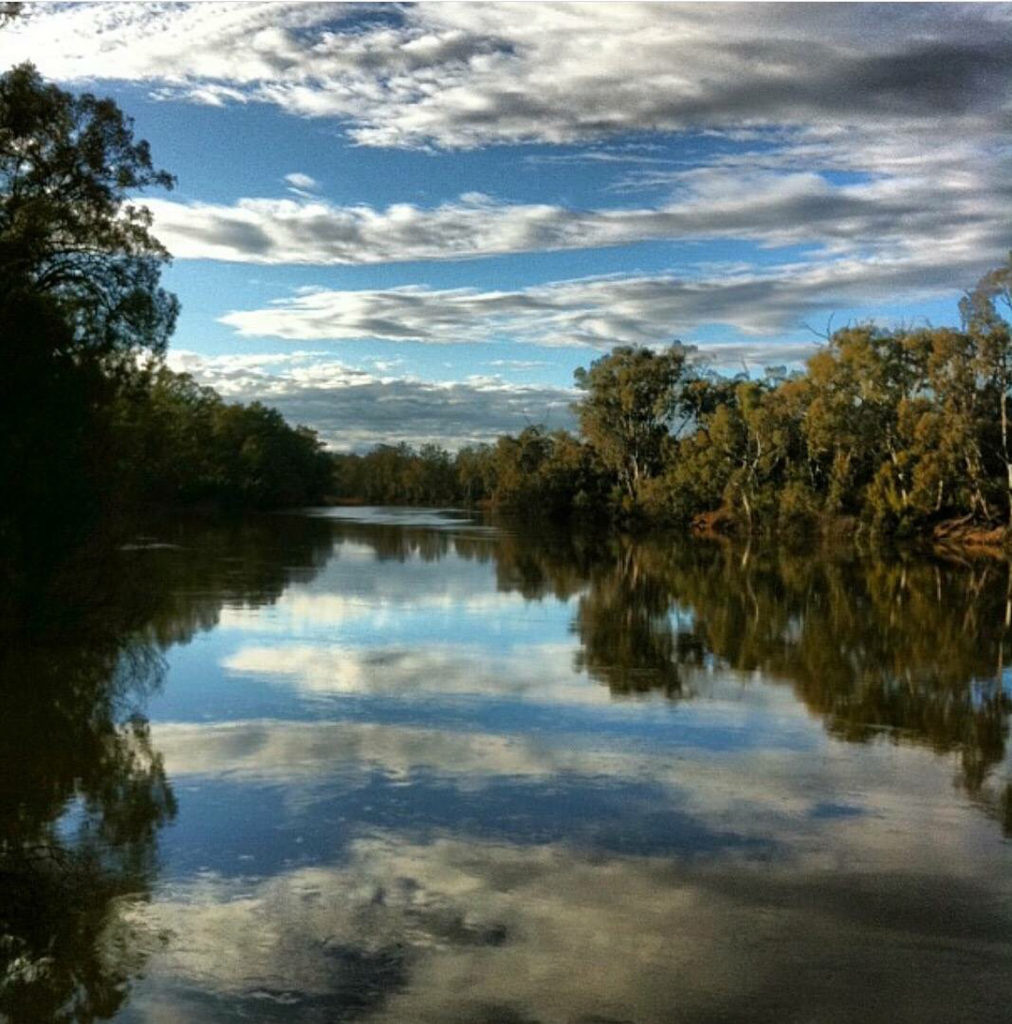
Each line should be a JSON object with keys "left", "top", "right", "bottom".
{"left": 10, "top": 3, "right": 1006, "bottom": 151}
{"left": 283, "top": 171, "right": 320, "bottom": 196}
{"left": 219, "top": 587, "right": 545, "bottom": 632}
{"left": 220, "top": 640, "right": 609, "bottom": 705}
{"left": 214, "top": 240, "right": 984, "bottom": 350}
{"left": 164, "top": 349, "right": 578, "bottom": 450}
{"left": 130, "top": 737, "right": 1012, "bottom": 1024}
{"left": 6, "top": 3, "right": 1006, "bottom": 331}
{"left": 162, "top": 212, "right": 993, "bottom": 446}
{"left": 142, "top": 158, "right": 1007, "bottom": 268}
{"left": 148, "top": 706, "right": 998, "bottom": 858}
{"left": 152, "top": 717, "right": 622, "bottom": 783}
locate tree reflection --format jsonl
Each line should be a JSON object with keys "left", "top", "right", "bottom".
{"left": 299, "top": 517, "right": 1012, "bottom": 837}
{"left": 324, "top": 516, "right": 1012, "bottom": 832}
{"left": 568, "top": 538, "right": 1012, "bottom": 835}
{"left": 397, "top": 521, "right": 1011, "bottom": 836}
{"left": 0, "top": 514, "right": 335, "bottom": 1022}
{"left": 490, "top": 526, "right": 599, "bottom": 603}
{"left": 573, "top": 540, "right": 700, "bottom": 697}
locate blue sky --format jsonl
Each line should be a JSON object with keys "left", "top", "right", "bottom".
{"left": 4, "top": 2, "right": 1010, "bottom": 449}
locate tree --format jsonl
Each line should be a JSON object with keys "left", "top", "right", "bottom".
{"left": 455, "top": 443, "right": 496, "bottom": 505}
{"left": 573, "top": 344, "right": 692, "bottom": 502}
{"left": 490, "top": 426, "right": 555, "bottom": 508}
{"left": 0, "top": 62, "right": 178, "bottom": 362}
{"left": 961, "top": 256, "right": 1012, "bottom": 524}
{"left": 0, "top": 64, "right": 178, "bottom": 558}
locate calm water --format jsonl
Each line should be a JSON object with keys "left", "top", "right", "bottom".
{"left": 2, "top": 508, "right": 1011, "bottom": 1023}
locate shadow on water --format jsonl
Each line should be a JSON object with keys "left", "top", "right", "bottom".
{"left": 0, "top": 514, "right": 336, "bottom": 1023}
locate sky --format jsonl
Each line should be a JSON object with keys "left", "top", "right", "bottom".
{"left": 3, "top": 1, "right": 1010, "bottom": 450}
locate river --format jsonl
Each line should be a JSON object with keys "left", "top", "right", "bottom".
{"left": 2, "top": 507, "right": 1010, "bottom": 1023}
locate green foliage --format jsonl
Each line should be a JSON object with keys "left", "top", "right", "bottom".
{"left": 109, "top": 367, "right": 332, "bottom": 510}
{"left": 0, "top": 64, "right": 179, "bottom": 559}
{"left": 332, "top": 260, "right": 1012, "bottom": 540}
{"left": 1, "top": 514, "right": 337, "bottom": 1020}
{"left": 0, "top": 65, "right": 331, "bottom": 571}
{"left": 331, "top": 429, "right": 609, "bottom": 521}
{"left": 455, "top": 443, "right": 497, "bottom": 504}
{"left": 4, "top": 62, "right": 1009, "bottom": 544}
{"left": 573, "top": 344, "right": 693, "bottom": 501}
{"left": 487, "top": 426, "right": 609, "bottom": 517}
{"left": 648, "top": 269, "right": 1012, "bottom": 537}
{"left": 332, "top": 442, "right": 462, "bottom": 506}
{"left": 0, "top": 63, "right": 178, "bottom": 363}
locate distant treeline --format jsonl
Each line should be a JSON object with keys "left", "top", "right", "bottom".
{"left": 1, "top": 64, "right": 330, "bottom": 566}
{"left": 333, "top": 258, "right": 1012, "bottom": 539}
{"left": 109, "top": 366, "right": 331, "bottom": 511}
{"left": 331, "top": 430, "right": 608, "bottom": 518}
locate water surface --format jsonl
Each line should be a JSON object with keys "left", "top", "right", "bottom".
{"left": 2, "top": 509, "right": 1010, "bottom": 1023}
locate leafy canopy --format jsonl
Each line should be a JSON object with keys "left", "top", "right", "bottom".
{"left": 573, "top": 343, "right": 691, "bottom": 499}
{"left": 0, "top": 62, "right": 178, "bottom": 361}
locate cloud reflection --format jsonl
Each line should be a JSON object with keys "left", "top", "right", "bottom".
{"left": 151, "top": 709, "right": 996, "bottom": 873}
{"left": 220, "top": 641, "right": 612, "bottom": 705}
{"left": 130, "top": 825, "right": 1012, "bottom": 1024}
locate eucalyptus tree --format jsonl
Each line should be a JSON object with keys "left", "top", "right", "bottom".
{"left": 573, "top": 343, "right": 693, "bottom": 503}
{"left": 961, "top": 259, "right": 1012, "bottom": 524}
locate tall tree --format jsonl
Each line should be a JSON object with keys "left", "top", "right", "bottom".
{"left": 0, "top": 62, "right": 178, "bottom": 363}
{"left": 0, "top": 63, "right": 178, "bottom": 560}
{"left": 574, "top": 344, "right": 692, "bottom": 502}
{"left": 961, "top": 257, "right": 1012, "bottom": 525}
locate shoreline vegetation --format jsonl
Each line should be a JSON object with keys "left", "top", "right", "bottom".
{"left": 3, "top": 60, "right": 1012, "bottom": 575}
{"left": 0, "top": 63, "right": 332, "bottom": 578}
{"left": 329, "top": 264, "right": 1012, "bottom": 550}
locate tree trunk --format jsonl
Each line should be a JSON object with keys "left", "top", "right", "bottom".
{"left": 1001, "top": 387, "right": 1012, "bottom": 526}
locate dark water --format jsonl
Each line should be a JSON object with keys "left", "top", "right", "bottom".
{"left": 2, "top": 508, "right": 1011, "bottom": 1023}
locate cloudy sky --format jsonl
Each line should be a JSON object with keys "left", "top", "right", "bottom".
{"left": 5, "top": 2, "right": 1010, "bottom": 448}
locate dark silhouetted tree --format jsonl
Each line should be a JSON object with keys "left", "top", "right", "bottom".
{"left": 0, "top": 63, "right": 178, "bottom": 559}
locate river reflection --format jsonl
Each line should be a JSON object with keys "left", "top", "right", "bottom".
{"left": 2, "top": 509, "right": 1010, "bottom": 1023}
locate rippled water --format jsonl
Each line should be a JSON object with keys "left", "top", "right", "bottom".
{"left": 2, "top": 508, "right": 1011, "bottom": 1023}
